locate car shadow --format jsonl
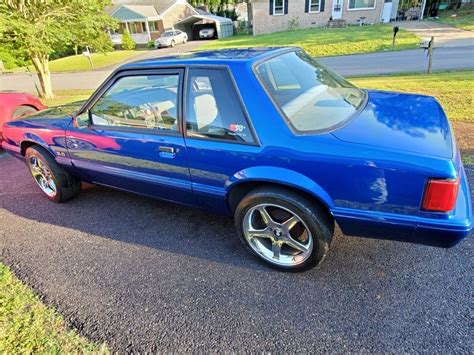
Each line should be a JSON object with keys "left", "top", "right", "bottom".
{"left": 1, "top": 155, "right": 471, "bottom": 275}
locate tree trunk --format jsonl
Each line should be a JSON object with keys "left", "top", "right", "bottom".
{"left": 31, "top": 54, "right": 54, "bottom": 99}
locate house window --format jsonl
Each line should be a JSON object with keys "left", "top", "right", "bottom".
{"left": 348, "top": 0, "right": 376, "bottom": 9}
{"left": 274, "top": 0, "right": 285, "bottom": 15}
{"left": 309, "top": 0, "right": 320, "bottom": 12}
{"left": 149, "top": 21, "right": 160, "bottom": 32}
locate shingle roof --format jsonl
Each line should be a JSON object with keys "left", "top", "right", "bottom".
{"left": 110, "top": 0, "right": 189, "bottom": 15}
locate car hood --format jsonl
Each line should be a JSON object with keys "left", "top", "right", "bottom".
{"left": 2, "top": 101, "right": 85, "bottom": 132}
{"left": 332, "top": 90, "right": 453, "bottom": 159}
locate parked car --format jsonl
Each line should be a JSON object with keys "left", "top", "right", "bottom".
{"left": 1, "top": 48, "right": 472, "bottom": 271}
{"left": 154, "top": 30, "right": 187, "bottom": 48}
{"left": 199, "top": 28, "right": 215, "bottom": 39}
{"left": 0, "top": 92, "right": 47, "bottom": 141}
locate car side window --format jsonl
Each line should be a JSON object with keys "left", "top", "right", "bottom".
{"left": 90, "top": 74, "right": 180, "bottom": 132}
{"left": 185, "top": 68, "right": 254, "bottom": 144}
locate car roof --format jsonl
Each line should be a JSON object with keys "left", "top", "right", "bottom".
{"left": 121, "top": 47, "right": 298, "bottom": 69}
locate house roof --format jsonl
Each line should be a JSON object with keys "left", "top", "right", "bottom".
{"left": 175, "top": 14, "right": 233, "bottom": 26}
{"left": 109, "top": 0, "right": 191, "bottom": 16}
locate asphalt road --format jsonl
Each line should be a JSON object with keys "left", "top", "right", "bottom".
{"left": 2, "top": 45, "right": 474, "bottom": 93}
{"left": 319, "top": 46, "right": 474, "bottom": 76}
{"left": 0, "top": 152, "right": 473, "bottom": 352}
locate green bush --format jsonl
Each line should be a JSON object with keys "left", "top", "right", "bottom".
{"left": 0, "top": 46, "right": 30, "bottom": 69}
{"left": 147, "top": 40, "right": 155, "bottom": 49}
{"left": 121, "top": 29, "right": 136, "bottom": 50}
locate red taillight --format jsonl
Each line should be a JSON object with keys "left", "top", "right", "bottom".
{"left": 422, "top": 178, "right": 460, "bottom": 212}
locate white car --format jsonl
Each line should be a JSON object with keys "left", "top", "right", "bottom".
{"left": 199, "top": 28, "right": 215, "bottom": 39}
{"left": 154, "top": 30, "right": 188, "bottom": 48}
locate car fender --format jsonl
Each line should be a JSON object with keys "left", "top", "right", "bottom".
{"left": 225, "top": 166, "right": 335, "bottom": 210}
{"left": 21, "top": 133, "right": 55, "bottom": 157}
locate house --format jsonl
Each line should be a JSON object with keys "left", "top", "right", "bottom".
{"left": 107, "top": 0, "right": 199, "bottom": 45}
{"left": 251, "top": 0, "right": 385, "bottom": 35}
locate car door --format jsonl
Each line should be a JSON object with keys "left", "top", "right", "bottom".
{"left": 66, "top": 69, "right": 196, "bottom": 206}
{"left": 183, "top": 67, "right": 262, "bottom": 213}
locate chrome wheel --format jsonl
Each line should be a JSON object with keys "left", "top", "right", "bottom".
{"left": 28, "top": 156, "right": 57, "bottom": 197}
{"left": 243, "top": 204, "right": 313, "bottom": 267}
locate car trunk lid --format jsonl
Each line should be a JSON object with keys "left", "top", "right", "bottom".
{"left": 332, "top": 90, "right": 454, "bottom": 159}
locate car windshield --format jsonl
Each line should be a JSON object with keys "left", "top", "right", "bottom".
{"left": 162, "top": 31, "right": 174, "bottom": 37}
{"left": 255, "top": 50, "right": 366, "bottom": 132}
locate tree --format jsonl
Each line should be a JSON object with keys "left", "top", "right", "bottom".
{"left": 0, "top": 0, "right": 117, "bottom": 98}
{"left": 121, "top": 29, "right": 136, "bottom": 50}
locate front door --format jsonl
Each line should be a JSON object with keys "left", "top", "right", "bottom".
{"left": 332, "top": 0, "right": 343, "bottom": 19}
{"left": 66, "top": 69, "right": 195, "bottom": 206}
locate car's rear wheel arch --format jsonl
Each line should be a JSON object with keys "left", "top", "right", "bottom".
{"left": 227, "top": 181, "right": 334, "bottom": 233}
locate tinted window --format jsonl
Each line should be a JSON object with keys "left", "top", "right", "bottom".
{"left": 90, "top": 74, "right": 179, "bottom": 132}
{"left": 186, "top": 68, "right": 254, "bottom": 144}
{"left": 256, "top": 51, "right": 365, "bottom": 132}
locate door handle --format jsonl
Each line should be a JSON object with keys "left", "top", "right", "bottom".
{"left": 158, "top": 146, "right": 176, "bottom": 158}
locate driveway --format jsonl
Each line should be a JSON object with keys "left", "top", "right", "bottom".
{"left": 0, "top": 152, "right": 472, "bottom": 352}
{"left": 395, "top": 21, "right": 474, "bottom": 48}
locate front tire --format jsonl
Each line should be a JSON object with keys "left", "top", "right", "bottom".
{"left": 25, "top": 146, "right": 81, "bottom": 203}
{"left": 235, "top": 187, "right": 333, "bottom": 272}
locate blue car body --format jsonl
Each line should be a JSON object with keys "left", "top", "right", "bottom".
{"left": 2, "top": 47, "right": 472, "bottom": 248}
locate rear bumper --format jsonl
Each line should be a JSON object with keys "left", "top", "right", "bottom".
{"left": 334, "top": 165, "right": 472, "bottom": 248}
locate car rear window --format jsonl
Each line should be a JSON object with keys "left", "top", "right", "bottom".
{"left": 255, "top": 50, "right": 366, "bottom": 133}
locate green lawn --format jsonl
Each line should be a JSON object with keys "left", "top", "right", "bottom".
{"left": 199, "top": 25, "right": 420, "bottom": 57}
{"left": 0, "top": 263, "right": 108, "bottom": 353}
{"left": 43, "top": 89, "right": 94, "bottom": 107}
{"left": 438, "top": 9, "right": 474, "bottom": 31}
{"left": 351, "top": 70, "right": 474, "bottom": 123}
{"left": 12, "top": 50, "right": 144, "bottom": 74}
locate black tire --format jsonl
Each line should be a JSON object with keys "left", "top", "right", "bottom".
{"left": 234, "top": 186, "right": 333, "bottom": 272}
{"left": 171, "top": 40, "right": 175, "bottom": 47}
{"left": 25, "top": 146, "right": 81, "bottom": 203}
{"left": 12, "top": 105, "right": 38, "bottom": 119}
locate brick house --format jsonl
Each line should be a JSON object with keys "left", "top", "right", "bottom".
{"left": 107, "top": 0, "right": 198, "bottom": 45}
{"left": 252, "top": 0, "right": 385, "bottom": 35}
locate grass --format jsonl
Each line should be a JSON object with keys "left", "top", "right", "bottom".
{"left": 42, "top": 89, "right": 94, "bottom": 107}
{"left": 438, "top": 9, "right": 474, "bottom": 31}
{"left": 199, "top": 24, "right": 420, "bottom": 57}
{"left": 12, "top": 50, "right": 144, "bottom": 74}
{"left": 351, "top": 70, "right": 474, "bottom": 123}
{"left": 0, "top": 263, "right": 108, "bottom": 353}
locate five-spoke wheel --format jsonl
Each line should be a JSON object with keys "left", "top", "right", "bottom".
{"left": 235, "top": 187, "right": 333, "bottom": 271}
{"left": 243, "top": 204, "right": 313, "bottom": 267}
{"left": 28, "top": 156, "right": 57, "bottom": 197}
{"left": 25, "top": 146, "right": 81, "bottom": 203}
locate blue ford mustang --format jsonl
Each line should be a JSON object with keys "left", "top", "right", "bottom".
{"left": 1, "top": 47, "right": 472, "bottom": 271}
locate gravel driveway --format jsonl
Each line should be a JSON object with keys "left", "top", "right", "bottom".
{"left": 0, "top": 153, "right": 472, "bottom": 352}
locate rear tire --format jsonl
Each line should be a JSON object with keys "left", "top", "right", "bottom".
{"left": 12, "top": 106, "right": 38, "bottom": 119}
{"left": 234, "top": 187, "right": 333, "bottom": 272}
{"left": 25, "top": 146, "right": 80, "bottom": 203}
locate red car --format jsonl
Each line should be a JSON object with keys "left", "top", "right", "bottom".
{"left": 0, "top": 93, "right": 47, "bottom": 140}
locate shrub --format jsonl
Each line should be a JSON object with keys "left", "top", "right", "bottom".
{"left": 147, "top": 40, "right": 155, "bottom": 49}
{"left": 121, "top": 29, "right": 136, "bottom": 50}
{"left": 288, "top": 16, "right": 300, "bottom": 31}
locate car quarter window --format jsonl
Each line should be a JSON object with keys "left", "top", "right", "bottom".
{"left": 90, "top": 74, "right": 180, "bottom": 132}
{"left": 185, "top": 68, "right": 254, "bottom": 144}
